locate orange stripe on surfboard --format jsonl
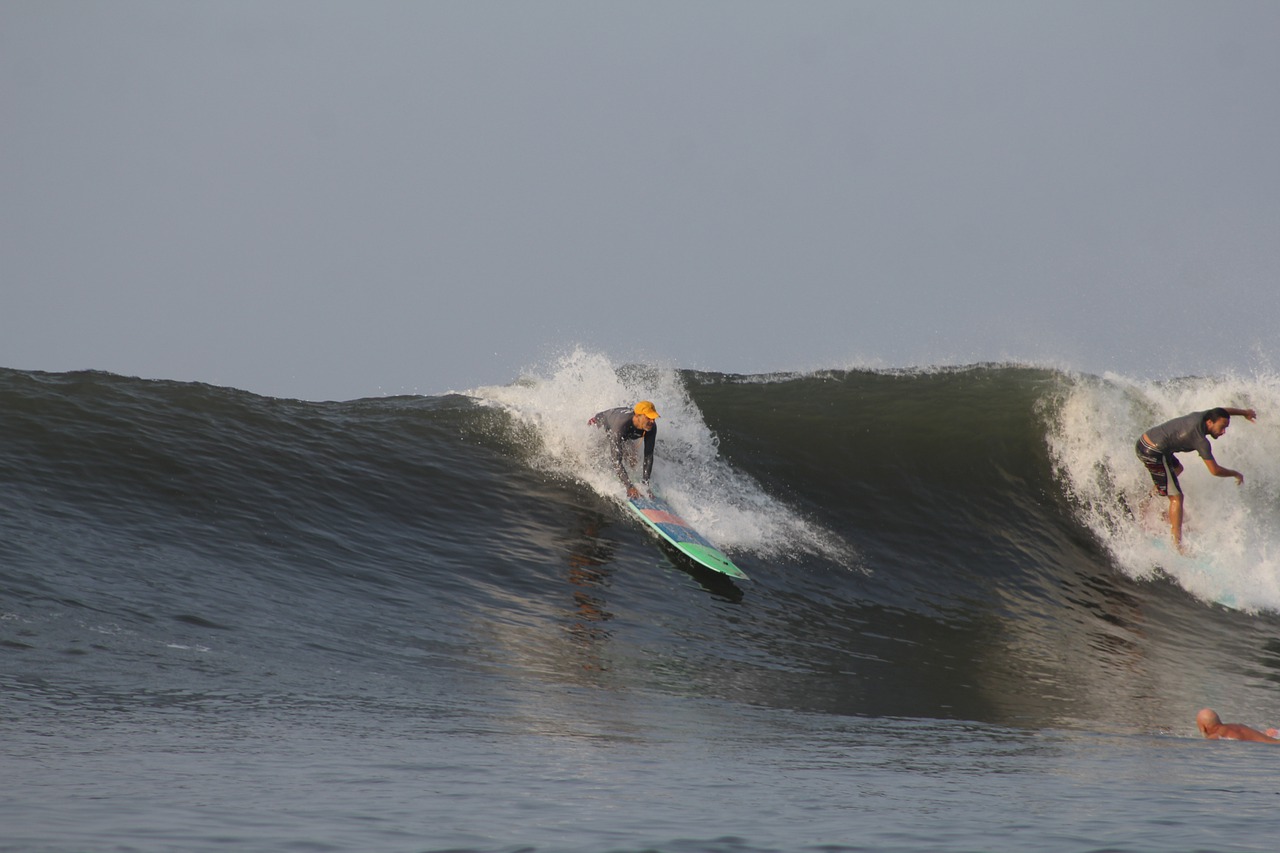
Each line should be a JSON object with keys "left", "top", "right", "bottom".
{"left": 641, "top": 509, "right": 687, "bottom": 526}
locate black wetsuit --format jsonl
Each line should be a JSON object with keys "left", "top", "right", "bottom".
{"left": 589, "top": 407, "right": 656, "bottom": 491}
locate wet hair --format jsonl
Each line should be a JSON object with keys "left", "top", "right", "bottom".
{"left": 1205, "top": 407, "right": 1230, "bottom": 423}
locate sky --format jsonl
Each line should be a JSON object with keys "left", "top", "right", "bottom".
{"left": 4, "top": 1, "right": 1279, "bottom": 401}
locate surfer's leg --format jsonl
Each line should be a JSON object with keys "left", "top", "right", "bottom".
{"left": 1161, "top": 453, "right": 1186, "bottom": 551}
{"left": 1137, "top": 440, "right": 1170, "bottom": 498}
{"left": 1168, "top": 494, "right": 1184, "bottom": 552}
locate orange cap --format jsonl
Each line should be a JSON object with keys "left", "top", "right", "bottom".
{"left": 633, "top": 400, "right": 660, "bottom": 419}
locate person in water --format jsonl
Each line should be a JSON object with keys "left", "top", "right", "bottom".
{"left": 1135, "top": 406, "right": 1256, "bottom": 551}
{"left": 1196, "top": 708, "right": 1280, "bottom": 743}
{"left": 588, "top": 401, "right": 659, "bottom": 499}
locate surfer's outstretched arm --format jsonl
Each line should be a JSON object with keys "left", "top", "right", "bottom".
{"left": 1202, "top": 458, "right": 1243, "bottom": 485}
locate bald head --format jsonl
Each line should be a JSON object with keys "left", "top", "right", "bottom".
{"left": 1196, "top": 708, "right": 1221, "bottom": 735}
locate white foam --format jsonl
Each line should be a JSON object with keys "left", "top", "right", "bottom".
{"left": 1045, "top": 369, "right": 1280, "bottom": 611}
{"left": 467, "top": 347, "right": 855, "bottom": 566}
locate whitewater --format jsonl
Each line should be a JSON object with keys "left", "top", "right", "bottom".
{"left": 5, "top": 352, "right": 1280, "bottom": 853}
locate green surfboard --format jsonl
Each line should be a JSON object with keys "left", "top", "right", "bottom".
{"left": 626, "top": 495, "right": 747, "bottom": 579}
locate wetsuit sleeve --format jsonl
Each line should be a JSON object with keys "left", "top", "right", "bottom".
{"left": 605, "top": 429, "right": 634, "bottom": 490}
{"left": 641, "top": 425, "right": 656, "bottom": 483}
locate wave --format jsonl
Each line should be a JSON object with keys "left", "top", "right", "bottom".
{"left": 5, "top": 354, "right": 1280, "bottom": 731}
{"left": 470, "top": 350, "right": 1280, "bottom": 609}
{"left": 8, "top": 357, "right": 1280, "bottom": 609}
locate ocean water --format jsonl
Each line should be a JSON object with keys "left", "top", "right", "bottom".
{"left": 5, "top": 352, "right": 1280, "bottom": 853}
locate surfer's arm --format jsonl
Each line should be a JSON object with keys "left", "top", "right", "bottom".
{"left": 610, "top": 451, "right": 634, "bottom": 488}
{"left": 1203, "top": 458, "right": 1243, "bottom": 484}
{"left": 1226, "top": 724, "right": 1280, "bottom": 743}
{"left": 605, "top": 437, "right": 637, "bottom": 492}
{"left": 614, "top": 463, "right": 640, "bottom": 498}
{"left": 641, "top": 428, "right": 656, "bottom": 484}
{"left": 1224, "top": 407, "right": 1257, "bottom": 422}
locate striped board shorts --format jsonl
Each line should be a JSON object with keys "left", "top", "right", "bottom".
{"left": 1136, "top": 436, "right": 1181, "bottom": 497}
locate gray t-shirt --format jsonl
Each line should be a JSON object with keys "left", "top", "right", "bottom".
{"left": 1144, "top": 410, "right": 1214, "bottom": 461}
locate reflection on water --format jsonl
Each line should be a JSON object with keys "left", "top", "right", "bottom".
{"left": 563, "top": 511, "right": 617, "bottom": 660}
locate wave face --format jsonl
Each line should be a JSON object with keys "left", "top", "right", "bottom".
{"left": 5, "top": 357, "right": 1280, "bottom": 740}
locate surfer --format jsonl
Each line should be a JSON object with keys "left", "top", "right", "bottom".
{"left": 588, "top": 401, "right": 659, "bottom": 499}
{"left": 1196, "top": 708, "right": 1280, "bottom": 743}
{"left": 1135, "top": 406, "right": 1256, "bottom": 551}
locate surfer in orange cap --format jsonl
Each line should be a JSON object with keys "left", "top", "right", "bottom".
{"left": 1196, "top": 708, "right": 1280, "bottom": 743}
{"left": 588, "top": 401, "right": 659, "bottom": 499}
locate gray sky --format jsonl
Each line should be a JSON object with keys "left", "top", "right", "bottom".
{"left": 4, "top": 1, "right": 1278, "bottom": 401}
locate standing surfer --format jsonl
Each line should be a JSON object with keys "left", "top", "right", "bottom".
{"left": 589, "top": 401, "right": 659, "bottom": 499}
{"left": 1135, "top": 406, "right": 1256, "bottom": 551}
